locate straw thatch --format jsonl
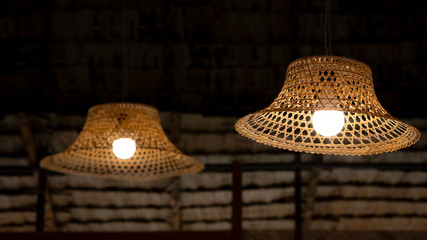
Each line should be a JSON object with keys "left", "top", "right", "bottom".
{"left": 0, "top": 195, "right": 36, "bottom": 210}
{"left": 183, "top": 222, "right": 231, "bottom": 231}
{"left": 0, "top": 212, "right": 35, "bottom": 225}
{"left": 243, "top": 220, "right": 294, "bottom": 230}
{"left": 336, "top": 217, "right": 427, "bottom": 230}
{"left": 0, "top": 176, "right": 36, "bottom": 189}
{"left": 63, "top": 222, "right": 170, "bottom": 232}
{"left": 52, "top": 191, "right": 170, "bottom": 207}
{"left": 314, "top": 201, "right": 427, "bottom": 216}
{"left": 56, "top": 208, "right": 170, "bottom": 222}
{"left": 316, "top": 186, "right": 427, "bottom": 199}
{"left": 0, "top": 113, "right": 426, "bottom": 232}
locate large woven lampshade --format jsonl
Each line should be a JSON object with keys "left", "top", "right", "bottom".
{"left": 41, "top": 103, "right": 204, "bottom": 181}
{"left": 235, "top": 56, "right": 420, "bottom": 155}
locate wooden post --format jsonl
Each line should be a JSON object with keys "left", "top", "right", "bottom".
{"left": 232, "top": 161, "right": 243, "bottom": 240}
{"left": 170, "top": 176, "right": 181, "bottom": 231}
{"left": 36, "top": 172, "right": 47, "bottom": 232}
{"left": 294, "top": 153, "right": 302, "bottom": 240}
{"left": 303, "top": 154, "right": 322, "bottom": 229}
{"left": 169, "top": 113, "right": 181, "bottom": 231}
{"left": 18, "top": 113, "right": 38, "bottom": 166}
{"left": 18, "top": 113, "right": 57, "bottom": 232}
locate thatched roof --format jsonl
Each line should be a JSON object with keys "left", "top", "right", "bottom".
{"left": 0, "top": 113, "right": 426, "bottom": 232}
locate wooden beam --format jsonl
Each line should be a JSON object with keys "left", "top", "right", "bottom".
{"left": 303, "top": 154, "right": 322, "bottom": 229}
{"left": 43, "top": 186, "right": 57, "bottom": 232}
{"left": 232, "top": 161, "right": 243, "bottom": 240}
{"left": 168, "top": 176, "right": 181, "bottom": 231}
{"left": 169, "top": 113, "right": 181, "bottom": 231}
{"left": 36, "top": 172, "right": 47, "bottom": 232}
{"left": 18, "top": 113, "right": 57, "bottom": 232}
{"left": 18, "top": 113, "right": 38, "bottom": 165}
{"left": 294, "top": 153, "right": 302, "bottom": 240}
{"left": 303, "top": 167, "right": 321, "bottom": 229}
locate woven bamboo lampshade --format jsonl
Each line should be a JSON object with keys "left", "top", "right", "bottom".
{"left": 235, "top": 56, "right": 420, "bottom": 155}
{"left": 40, "top": 103, "right": 204, "bottom": 181}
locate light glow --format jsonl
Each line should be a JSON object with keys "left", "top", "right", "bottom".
{"left": 112, "top": 138, "right": 136, "bottom": 159}
{"left": 312, "top": 111, "right": 345, "bottom": 137}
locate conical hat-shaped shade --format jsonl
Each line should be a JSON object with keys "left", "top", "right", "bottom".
{"left": 236, "top": 56, "right": 420, "bottom": 155}
{"left": 41, "top": 103, "right": 204, "bottom": 181}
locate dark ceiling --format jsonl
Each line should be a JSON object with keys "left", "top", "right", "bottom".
{"left": 0, "top": 0, "right": 426, "bottom": 117}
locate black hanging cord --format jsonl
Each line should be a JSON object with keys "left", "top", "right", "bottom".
{"left": 324, "top": 0, "right": 332, "bottom": 55}
{"left": 121, "top": 0, "right": 128, "bottom": 102}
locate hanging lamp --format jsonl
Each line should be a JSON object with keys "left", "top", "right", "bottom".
{"left": 235, "top": 55, "right": 420, "bottom": 155}
{"left": 40, "top": 1, "right": 203, "bottom": 181}
{"left": 41, "top": 103, "right": 204, "bottom": 181}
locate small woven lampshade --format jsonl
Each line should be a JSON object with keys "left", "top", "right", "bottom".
{"left": 40, "top": 103, "right": 204, "bottom": 181}
{"left": 235, "top": 56, "right": 420, "bottom": 155}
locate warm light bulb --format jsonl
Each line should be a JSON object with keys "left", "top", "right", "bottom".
{"left": 312, "top": 111, "right": 345, "bottom": 137}
{"left": 112, "top": 138, "right": 136, "bottom": 159}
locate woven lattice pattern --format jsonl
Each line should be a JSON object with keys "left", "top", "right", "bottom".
{"left": 41, "top": 103, "right": 204, "bottom": 181}
{"left": 236, "top": 56, "right": 420, "bottom": 155}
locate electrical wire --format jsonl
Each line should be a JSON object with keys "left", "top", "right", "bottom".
{"left": 324, "top": 0, "right": 332, "bottom": 55}
{"left": 121, "top": 0, "right": 128, "bottom": 102}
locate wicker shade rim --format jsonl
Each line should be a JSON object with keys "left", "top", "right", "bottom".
{"left": 40, "top": 153, "right": 204, "bottom": 182}
{"left": 235, "top": 112, "right": 420, "bottom": 156}
{"left": 288, "top": 55, "right": 372, "bottom": 74}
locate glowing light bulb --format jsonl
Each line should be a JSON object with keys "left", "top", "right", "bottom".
{"left": 312, "top": 111, "right": 345, "bottom": 137}
{"left": 112, "top": 138, "right": 136, "bottom": 159}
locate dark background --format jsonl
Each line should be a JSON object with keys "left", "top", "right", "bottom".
{"left": 0, "top": 0, "right": 426, "bottom": 117}
{"left": 0, "top": 1, "right": 427, "bottom": 236}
